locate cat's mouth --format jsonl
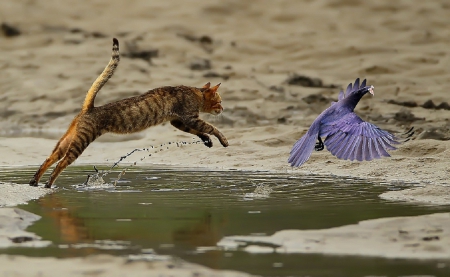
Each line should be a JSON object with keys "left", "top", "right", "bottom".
{"left": 211, "top": 109, "right": 222, "bottom": 115}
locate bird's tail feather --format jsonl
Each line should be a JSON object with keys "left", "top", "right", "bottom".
{"left": 400, "top": 126, "right": 415, "bottom": 142}
{"left": 288, "top": 133, "right": 317, "bottom": 167}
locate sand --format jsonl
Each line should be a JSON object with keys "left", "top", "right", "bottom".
{"left": 0, "top": 254, "right": 251, "bottom": 277}
{"left": 0, "top": 181, "right": 51, "bottom": 207}
{"left": 219, "top": 213, "right": 450, "bottom": 259}
{"left": 1, "top": 0, "right": 450, "bottom": 275}
{"left": 0, "top": 208, "right": 50, "bottom": 248}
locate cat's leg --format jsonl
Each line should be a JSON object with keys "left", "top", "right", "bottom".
{"left": 170, "top": 119, "right": 213, "bottom": 147}
{"left": 44, "top": 134, "right": 91, "bottom": 188}
{"left": 29, "top": 131, "right": 74, "bottom": 186}
{"left": 181, "top": 117, "right": 229, "bottom": 147}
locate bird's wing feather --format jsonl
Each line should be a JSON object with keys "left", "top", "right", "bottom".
{"left": 345, "top": 82, "right": 353, "bottom": 96}
{"left": 360, "top": 79, "right": 367, "bottom": 89}
{"left": 338, "top": 91, "right": 345, "bottom": 101}
{"left": 288, "top": 132, "right": 318, "bottom": 167}
{"left": 352, "top": 78, "right": 360, "bottom": 91}
{"left": 323, "top": 113, "right": 399, "bottom": 161}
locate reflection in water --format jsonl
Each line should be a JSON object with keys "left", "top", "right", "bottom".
{"left": 4, "top": 167, "right": 450, "bottom": 277}
{"left": 173, "top": 212, "right": 225, "bottom": 269}
{"left": 39, "top": 194, "right": 90, "bottom": 243}
{"left": 37, "top": 194, "right": 96, "bottom": 256}
{"left": 37, "top": 187, "right": 229, "bottom": 261}
{"left": 173, "top": 213, "right": 221, "bottom": 247}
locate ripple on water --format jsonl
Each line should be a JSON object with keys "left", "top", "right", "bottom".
{"left": 2, "top": 167, "right": 449, "bottom": 277}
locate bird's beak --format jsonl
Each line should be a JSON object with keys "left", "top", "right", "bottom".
{"left": 369, "top": 85, "right": 374, "bottom": 96}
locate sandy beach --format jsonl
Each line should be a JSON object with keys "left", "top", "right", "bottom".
{"left": 1, "top": 0, "right": 450, "bottom": 275}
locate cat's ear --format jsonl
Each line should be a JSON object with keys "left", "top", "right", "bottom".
{"left": 202, "top": 82, "right": 211, "bottom": 89}
{"left": 204, "top": 83, "right": 220, "bottom": 95}
{"left": 210, "top": 83, "right": 221, "bottom": 93}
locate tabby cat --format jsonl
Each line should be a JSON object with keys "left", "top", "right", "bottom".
{"left": 30, "top": 38, "right": 229, "bottom": 188}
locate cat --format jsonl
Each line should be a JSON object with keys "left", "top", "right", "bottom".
{"left": 29, "top": 38, "right": 228, "bottom": 188}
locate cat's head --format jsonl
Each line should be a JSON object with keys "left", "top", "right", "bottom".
{"left": 201, "top": 82, "right": 223, "bottom": 115}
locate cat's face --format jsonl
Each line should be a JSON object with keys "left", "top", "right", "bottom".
{"left": 202, "top": 83, "right": 223, "bottom": 115}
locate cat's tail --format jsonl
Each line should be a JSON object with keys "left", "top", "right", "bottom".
{"left": 81, "top": 38, "right": 120, "bottom": 113}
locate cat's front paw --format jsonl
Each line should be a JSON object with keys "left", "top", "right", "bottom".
{"left": 198, "top": 134, "right": 213, "bottom": 148}
{"left": 213, "top": 131, "right": 228, "bottom": 147}
{"left": 219, "top": 137, "right": 229, "bottom": 147}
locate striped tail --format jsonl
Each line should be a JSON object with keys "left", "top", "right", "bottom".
{"left": 81, "top": 38, "right": 120, "bottom": 113}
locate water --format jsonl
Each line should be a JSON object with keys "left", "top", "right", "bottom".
{"left": 1, "top": 166, "right": 450, "bottom": 277}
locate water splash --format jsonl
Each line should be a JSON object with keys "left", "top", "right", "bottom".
{"left": 254, "top": 184, "right": 273, "bottom": 196}
{"left": 82, "top": 139, "right": 203, "bottom": 187}
{"left": 243, "top": 184, "right": 274, "bottom": 199}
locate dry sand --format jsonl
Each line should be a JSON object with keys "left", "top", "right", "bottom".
{"left": 1, "top": 0, "right": 450, "bottom": 275}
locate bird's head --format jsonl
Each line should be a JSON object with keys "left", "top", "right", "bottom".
{"left": 339, "top": 79, "right": 374, "bottom": 109}
{"left": 358, "top": 85, "right": 374, "bottom": 96}
{"left": 340, "top": 79, "right": 374, "bottom": 100}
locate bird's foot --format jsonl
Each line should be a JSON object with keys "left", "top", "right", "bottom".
{"left": 315, "top": 141, "right": 324, "bottom": 151}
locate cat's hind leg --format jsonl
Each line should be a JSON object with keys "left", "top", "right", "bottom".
{"left": 29, "top": 129, "right": 74, "bottom": 187}
{"left": 45, "top": 133, "right": 91, "bottom": 188}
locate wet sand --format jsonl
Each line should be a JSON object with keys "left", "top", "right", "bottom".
{"left": 1, "top": 0, "right": 450, "bottom": 275}
{"left": 0, "top": 254, "right": 251, "bottom": 277}
{"left": 0, "top": 208, "right": 50, "bottom": 248}
{"left": 219, "top": 213, "right": 450, "bottom": 259}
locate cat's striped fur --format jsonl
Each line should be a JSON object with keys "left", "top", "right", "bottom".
{"left": 30, "top": 38, "right": 228, "bottom": 188}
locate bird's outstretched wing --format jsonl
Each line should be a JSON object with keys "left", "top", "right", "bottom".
{"left": 323, "top": 113, "right": 400, "bottom": 161}
{"left": 288, "top": 132, "right": 318, "bottom": 167}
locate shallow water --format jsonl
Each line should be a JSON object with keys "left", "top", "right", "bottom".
{"left": 1, "top": 166, "right": 450, "bottom": 277}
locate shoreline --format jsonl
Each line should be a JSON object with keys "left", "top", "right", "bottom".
{"left": 1, "top": 129, "right": 449, "bottom": 207}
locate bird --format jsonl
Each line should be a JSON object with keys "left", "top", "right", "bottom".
{"left": 288, "top": 78, "right": 413, "bottom": 167}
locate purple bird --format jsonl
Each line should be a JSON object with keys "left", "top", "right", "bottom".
{"left": 289, "top": 78, "right": 408, "bottom": 167}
